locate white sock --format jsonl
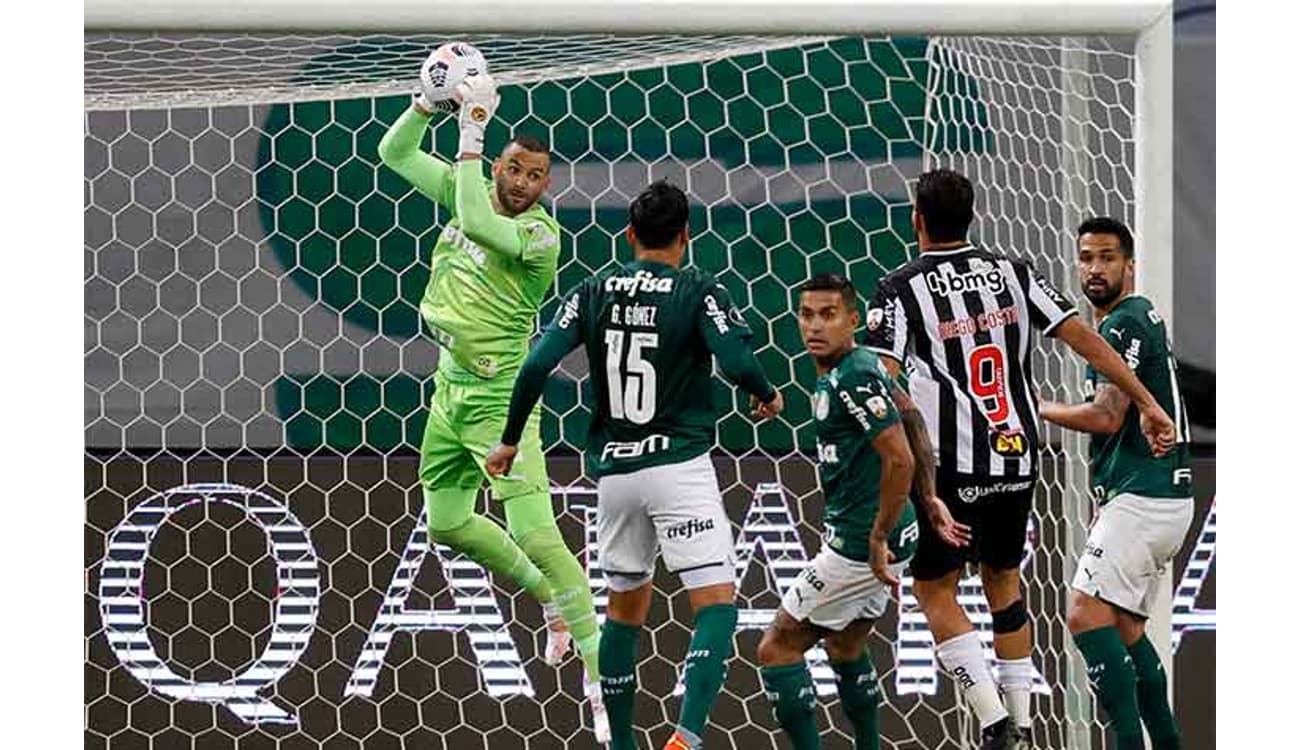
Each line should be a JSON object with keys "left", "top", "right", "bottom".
{"left": 995, "top": 657, "right": 1035, "bottom": 729}
{"left": 936, "top": 631, "right": 1008, "bottom": 729}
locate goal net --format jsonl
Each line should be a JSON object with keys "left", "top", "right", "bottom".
{"left": 85, "top": 18, "right": 1154, "bottom": 750}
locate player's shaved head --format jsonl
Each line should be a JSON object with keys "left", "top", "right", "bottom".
{"left": 493, "top": 134, "right": 551, "bottom": 217}
{"left": 798, "top": 273, "right": 859, "bottom": 367}
{"left": 914, "top": 168, "right": 975, "bottom": 244}
{"left": 628, "top": 180, "right": 690, "bottom": 251}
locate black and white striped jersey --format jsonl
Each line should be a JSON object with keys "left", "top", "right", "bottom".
{"left": 863, "top": 245, "right": 1077, "bottom": 480}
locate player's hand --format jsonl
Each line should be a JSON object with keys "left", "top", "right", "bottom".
{"left": 412, "top": 91, "right": 454, "bottom": 116}
{"left": 1138, "top": 403, "right": 1176, "bottom": 457}
{"left": 868, "top": 534, "right": 899, "bottom": 586}
{"left": 749, "top": 391, "right": 784, "bottom": 420}
{"left": 925, "top": 496, "right": 972, "bottom": 548}
{"left": 454, "top": 73, "right": 500, "bottom": 157}
{"left": 484, "top": 443, "right": 518, "bottom": 477}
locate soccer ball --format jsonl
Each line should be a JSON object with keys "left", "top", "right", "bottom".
{"left": 419, "top": 42, "right": 488, "bottom": 111}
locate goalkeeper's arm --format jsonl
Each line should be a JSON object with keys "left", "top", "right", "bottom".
{"left": 454, "top": 161, "right": 535, "bottom": 261}
{"left": 377, "top": 106, "right": 456, "bottom": 209}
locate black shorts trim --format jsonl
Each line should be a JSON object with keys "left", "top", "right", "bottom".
{"left": 670, "top": 560, "right": 730, "bottom": 575}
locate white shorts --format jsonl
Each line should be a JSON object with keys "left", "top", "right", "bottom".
{"left": 596, "top": 453, "right": 735, "bottom": 592}
{"left": 1071, "top": 493, "right": 1193, "bottom": 618}
{"left": 780, "top": 546, "right": 905, "bottom": 631}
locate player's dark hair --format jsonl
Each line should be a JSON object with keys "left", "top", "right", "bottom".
{"left": 1076, "top": 216, "right": 1134, "bottom": 258}
{"left": 915, "top": 168, "right": 975, "bottom": 243}
{"left": 799, "top": 272, "right": 858, "bottom": 310}
{"left": 508, "top": 133, "right": 550, "bottom": 154}
{"left": 629, "top": 179, "right": 689, "bottom": 249}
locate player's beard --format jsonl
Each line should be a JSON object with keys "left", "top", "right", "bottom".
{"left": 1082, "top": 278, "right": 1123, "bottom": 308}
{"left": 496, "top": 183, "right": 534, "bottom": 216}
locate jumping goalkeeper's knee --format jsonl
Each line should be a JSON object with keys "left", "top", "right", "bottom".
{"left": 425, "top": 487, "right": 477, "bottom": 541}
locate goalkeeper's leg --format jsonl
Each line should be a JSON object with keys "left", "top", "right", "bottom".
{"left": 418, "top": 400, "right": 553, "bottom": 604}
{"left": 502, "top": 492, "right": 600, "bottom": 681}
{"left": 477, "top": 403, "right": 600, "bottom": 683}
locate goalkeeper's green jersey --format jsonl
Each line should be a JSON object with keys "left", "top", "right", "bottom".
{"left": 378, "top": 106, "right": 561, "bottom": 383}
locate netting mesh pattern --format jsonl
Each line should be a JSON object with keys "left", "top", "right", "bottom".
{"left": 85, "top": 35, "right": 1135, "bottom": 749}
{"left": 85, "top": 33, "right": 830, "bottom": 111}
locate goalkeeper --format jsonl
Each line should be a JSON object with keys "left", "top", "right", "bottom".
{"left": 377, "top": 72, "right": 602, "bottom": 709}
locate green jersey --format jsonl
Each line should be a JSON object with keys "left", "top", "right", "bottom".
{"left": 378, "top": 106, "right": 561, "bottom": 383}
{"left": 1085, "top": 295, "right": 1193, "bottom": 503}
{"left": 811, "top": 347, "right": 918, "bottom": 563}
{"left": 502, "top": 259, "right": 777, "bottom": 478}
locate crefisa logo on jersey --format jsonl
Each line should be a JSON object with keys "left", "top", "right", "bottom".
{"left": 556, "top": 293, "right": 580, "bottom": 328}
{"left": 925, "top": 260, "right": 1006, "bottom": 297}
{"left": 605, "top": 270, "right": 673, "bottom": 297}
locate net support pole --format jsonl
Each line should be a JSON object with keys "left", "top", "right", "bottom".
{"left": 1058, "top": 40, "right": 1095, "bottom": 750}
{"left": 1134, "top": 3, "right": 1176, "bottom": 708}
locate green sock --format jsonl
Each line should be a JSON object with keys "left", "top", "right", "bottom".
{"left": 760, "top": 661, "right": 821, "bottom": 750}
{"left": 506, "top": 493, "right": 601, "bottom": 680}
{"left": 600, "top": 619, "right": 641, "bottom": 750}
{"left": 1073, "top": 627, "right": 1144, "bottom": 750}
{"left": 677, "top": 603, "right": 738, "bottom": 743}
{"left": 1128, "top": 635, "right": 1181, "bottom": 750}
{"left": 831, "top": 652, "right": 880, "bottom": 750}
{"left": 425, "top": 488, "right": 553, "bottom": 602}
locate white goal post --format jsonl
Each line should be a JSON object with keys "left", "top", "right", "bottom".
{"left": 84, "top": 2, "right": 1174, "bottom": 749}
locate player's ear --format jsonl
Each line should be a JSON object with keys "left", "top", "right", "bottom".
{"left": 912, "top": 209, "right": 924, "bottom": 240}
{"left": 680, "top": 224, "right": 690, "bottom": 247}
{"left": 625, "top": 225, "right": 638, "bottom": 249}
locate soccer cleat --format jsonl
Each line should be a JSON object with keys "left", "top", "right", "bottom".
{"left": 980, "top": 717, "right": 1014, "bottom": 750}
{"left": 541, "top": 601, "right": 572, "bottom": 666}
{"left": 585, "top": 673, "right": 611, "bottom": 745}
{"left": 662, "top": 732, "right": 693, "bottom": 750}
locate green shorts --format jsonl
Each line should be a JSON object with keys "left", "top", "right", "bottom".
{"left": 418, "top": 373, "right": 549, "bottom": 501}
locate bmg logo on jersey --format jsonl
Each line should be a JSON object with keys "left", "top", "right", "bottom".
{"left": 665, "top": 517, "right": 716, "bottom": 540}
{"left": 924, "top": 261, "right": 1006, "bottom": 297}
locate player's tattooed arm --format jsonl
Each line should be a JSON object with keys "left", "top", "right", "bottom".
{"left": 1040, "top": 383, "right": 1129, "bottom": 435}
{"left": 890, "top": 382, "right": 937, "bottom": 500}
{"left": 879, "top": 357, "right": 970, "bottom": 548}
{"left": 869, "top": 423, "right": 914, "bottom": 585}
{"left": 878, "top": 357, "right": 935, "bottom": 500}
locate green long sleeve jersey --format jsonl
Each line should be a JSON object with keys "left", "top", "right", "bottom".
{"left": 501, "top": 260, "right": 778, "bottom": 479}
{"left": 378, "top": 106, "right": 561, "bottom": 382}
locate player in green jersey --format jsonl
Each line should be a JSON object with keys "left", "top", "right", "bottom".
{"left": 377, "top": 71, "right": 605, "bottom": 736}
{"left": 756, "top": 273, "right": 969, "bottom": 750}
{"left": 1040, "top": 218, "right": 1191, "bottom": 750}
{"left": 485, "top": 180, "right": 783, "bottom": 750}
